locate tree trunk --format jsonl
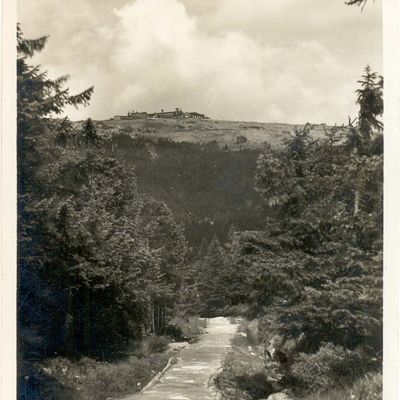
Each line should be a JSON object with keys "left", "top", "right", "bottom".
{"left": 161, "top": 305, "right": 165, "bottom": 334}
{"left": 66, "top": 288, "right": 75, "bottom": 355}
{"left": 354, "top": 189, "right": 360, "bottom": 216}
{"left": 83, "top": 288, "right": 91, "bottom": 355}
{"left": 150, "top": 302, "right": 155, "bottom": 334}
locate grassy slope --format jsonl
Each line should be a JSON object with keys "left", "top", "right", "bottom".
{"left": 83, "top": 117, "right": 329, "bottom": 150}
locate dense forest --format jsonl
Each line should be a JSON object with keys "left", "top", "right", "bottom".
{"left": 17, "top": 5, "right": 383, "bottom": 398}
{"left": 101, "top": 135, "right": 268, "bottom": 250}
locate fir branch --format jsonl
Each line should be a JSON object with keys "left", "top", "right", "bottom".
{"left": 68, "top": 86, "right": 94, "bottom": 108}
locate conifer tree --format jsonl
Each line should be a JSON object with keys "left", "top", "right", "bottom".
{"left": 356, "top": 66, "right": 383, "bottom": 139}
{"left": 18, "top": 25, "right": 94, "bottom": 357}
{"left": 18, "top": 26, "right": 188, "bottom": 357}
{"left": 247, "top": 72, "right": 383, "bottom": 356}
{"left": 54, "top": 116, "right": 75, "bottom": 146}
{"left": 17, "top": 24, "right": 93, "bottom": 141}
{"left": 346, "top": 66, "right": 383, "bottom": 215}
{"left": 80, "top": 117, "right": 100, "bottom": 147}
{"left": 197, "top": 236, "right": 227, "bottom": 316}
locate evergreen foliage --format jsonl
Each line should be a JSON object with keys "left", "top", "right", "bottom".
{"left": 248, "top": 121, "right": 381, "bottom": 352}
{"left": 346, "top": 0, "right": 369, "bottom": 8}
{"left": 209, "top": 68, "right": 384, "bottom": 394}
{"left": 101, "top": 134, "right": 267, "bottom": 249}
{"left": 356, "top": 66, "right": 383, "bottom": 139}
{"left": 80, "top": 118, "right": 100, "bottom": 147}
{"left": 18, "top": 27, "right": 187, "bottom": 360}
{"left": 17, "top": 24, "right": 93, "bottom": 140}
{"left": 196, "top": 236, "right": 228, "bottom": 316}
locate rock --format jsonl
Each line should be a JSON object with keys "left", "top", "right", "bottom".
{"left": 267, "top": 389, "right": 294, "bottom": 400}
{"left": 247, "top": 319, "right": 259, "bottom": 343}
{"left": 266, "top": 335, "right": 287, "bottom": 360}
{"left": 168, "top": 341, "right": 190, "bottom": 350}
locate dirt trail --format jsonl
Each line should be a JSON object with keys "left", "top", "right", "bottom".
{"left": 129, "top": 317, "right": 238, "bottom": 400}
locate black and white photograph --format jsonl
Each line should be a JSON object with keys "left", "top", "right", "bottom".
{"left": 1, "top": 0, "right": 398, "bottom": 399}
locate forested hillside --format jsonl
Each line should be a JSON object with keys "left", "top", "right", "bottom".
{"left": 70, "top": 118, "right": 333, "bottom": 252}
{"left": 102, "top": 136, "right": 267, "bottom": 249}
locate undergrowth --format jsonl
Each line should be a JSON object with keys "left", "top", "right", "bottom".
{"left": 215, "top": 319, "right": 274, "bottom": 400}
{"left": 216, "top": 318, "right": 382, "bottom": 400}
{"left": 300, "top": 372, "right": 382, "bottom": 400}
{"left": 168, "top": 316, "right": 208, "bottom": 341}
{"left": 22, "top": 336, "right": 172, "bottom": 400}
{"left": 21, "top": 318, "right": 207, "bottom": 400}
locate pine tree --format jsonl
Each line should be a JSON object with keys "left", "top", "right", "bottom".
{"left": 17, "top": 24, "right": 93, "bottom": 140}
{"left": 346, "top": 66, "right": 383, "bottom": 215}
{"left": 196, "top": 236, "right": 227, "bottom": 316}
{"left": 18, "top": 25, "right": 94, "bottom": 357}
{"left": 17, "top": 25, "right": 188, "bottom": 358}
{"left": 80, "top": 118, "right": 100, "bottom": 147}
{"left": 249, "top": 103, "right": 382, "bottom": 355}
{"left": 356, "top": 66, "right": 383, "bottom": 139}
{"left": 54, "top": 116, "right": 75, "bottom": 146}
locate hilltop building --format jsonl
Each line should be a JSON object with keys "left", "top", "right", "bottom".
{"left": 114, "top": 108, "right": 207, "bottom": 120}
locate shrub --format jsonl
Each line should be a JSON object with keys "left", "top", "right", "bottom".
{"left": 350, "top": 373, "right": 382, "bottom": 400}
{"left": 224, "top": 303, "right": 251, "bottom": 317}
{"left": 231, "top": 333, "right": 249, "bottom": 347}
{"left": 236, "top": 135, "right": 247, "bottom": 144}
{"left": 138, "top": 336, "right": 170, "bottom": 357}
{"left": 289, "top": 343, "right": 367, "bottom": 394}
{"left": 164, "top": 324, "right": 184, "bottom": 341}
{"left": 301, "top": 372, "right": 382, "bottom": 400}
{"left": 169, "top": 316, "right": 207, "bottom": 340}
{"left": 34, "top": 352, "right": 170, "bottom": 400}
{"left": 215, "top": 344, "right": 273, "bottom": 400}
{"left": 238, "top": 319, "right": 259, "bottom": 346}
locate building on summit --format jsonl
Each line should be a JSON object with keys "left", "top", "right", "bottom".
{"left": 114, "top": 108, "right": 207, "bottom": 120}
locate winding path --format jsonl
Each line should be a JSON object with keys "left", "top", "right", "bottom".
{"left": 129, "top": 317, "right": 238, "bottom": 400}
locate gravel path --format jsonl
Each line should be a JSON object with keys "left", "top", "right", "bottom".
{"left": 128, "top": 317, "right": 238, "bottom": 400}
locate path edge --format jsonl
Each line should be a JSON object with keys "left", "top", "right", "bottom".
{"left": 140, "top": 355, "right": 175, "bottom": 393}
{"left": 207, "top": 365, "right": 224, "bottom": 399}
{"left": 116, "top": 355, "right": 175, "bottom": 400}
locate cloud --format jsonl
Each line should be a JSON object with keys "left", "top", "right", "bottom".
{"left": 18, "top": 0, "right": 382, "bottom": 124}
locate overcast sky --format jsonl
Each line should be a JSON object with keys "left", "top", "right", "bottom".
{"left": 18, "top": 0, "right": 382, "bottom": 124}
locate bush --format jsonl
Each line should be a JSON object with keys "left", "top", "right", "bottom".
{"left": 289, "top": 343, "right": 368, "bottom": 394}
{"left": 164, "top": 324, "right": 184, "bottom": 341}
{"left": 215, "top": 343, "right": 274, "bottom": 400}
{"left": 224, "top": 303, "right": 251, "bottom": 317}
{"left": 231, "top": 333, "right": 249, "bottom": 347}
{"left": 138, "top": 336, "right": 170, "bottom": 357}
{"left": 350, "top": 373, "right": 382, "bottom": 400}
{"left": 169, "top": 316, "right": 207, "bottom": 340}
{"left": 33, "top": 352, "right": 170, "bottom": 400}
{"left": 236, "top": 135, "right": 247, "bottom": 144}
{"left": 238, "top": 319, "right": 259, "bottom": 346}
{"left": 301, "top": 372, "right": 382, "bottom": 400}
